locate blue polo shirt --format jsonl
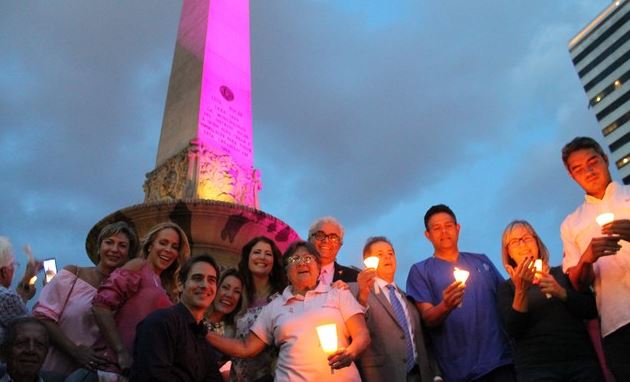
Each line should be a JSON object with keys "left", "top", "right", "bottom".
{"left": 406, "top": 252, "right": 512, "bottom": 382}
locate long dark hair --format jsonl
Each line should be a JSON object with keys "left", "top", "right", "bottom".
{"left": 238, "top": 236, "right": 287, "bottom": 305}
{"left": 215, "top": 268, "right": 244, "bottom": 325}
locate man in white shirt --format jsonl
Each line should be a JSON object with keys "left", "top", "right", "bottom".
{"left": 307, "top": 217, "right": 358, "bottom": 284}
{"left": 561, "top": 136, "right": 630, "bottom": 381}
{"left": 352, "top": 236, "right": 436, "bottom": 382}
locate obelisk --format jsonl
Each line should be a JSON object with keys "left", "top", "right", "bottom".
{"left": 144, "top": 0, "right": 259, "bottom": 208}
{"left": 86, "top": 0, "right": 299, "bottom": 266}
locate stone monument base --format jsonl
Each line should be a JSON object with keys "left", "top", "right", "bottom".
{"left": 85, "top": 199, "right": 300, "bottom": 267}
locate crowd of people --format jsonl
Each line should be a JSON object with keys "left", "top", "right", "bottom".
{"left": 1, "top": 136, "right": 629, "bottom": 382}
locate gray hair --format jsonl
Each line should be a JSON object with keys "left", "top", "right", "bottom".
{"left": 308, "top": 216, "right": 345, "bottom": 239}
{"left": 0, "top": 237, "right": 15, "bottom": 268}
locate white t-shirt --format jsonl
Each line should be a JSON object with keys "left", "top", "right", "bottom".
{"left": 561, "top": 181, "right": 630, "bottom": 336}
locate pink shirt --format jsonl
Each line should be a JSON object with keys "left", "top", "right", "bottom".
{"left": 33, "top": 269, "right": 99, "bottom": 375}
{"left": 251, "top": 283, "right": 364, "bottom": 382}
{"left": 92, "top": 263, "right": 172, "bottom": 371}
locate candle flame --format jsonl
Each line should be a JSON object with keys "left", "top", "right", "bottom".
{"left": 363, "top": 256, "right": 379, "bottom": 269}
{"left": 453, "top": 267, "right": 470, "bottom": 285}
{"left": 316, "top": 324, "right": 338, "bottom": 354}
{"left": 596, "top": 212, "right": 615, "bottom": 227}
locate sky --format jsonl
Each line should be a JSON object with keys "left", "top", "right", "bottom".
{"left": 0, "top": 1, "right": 618, "bottom": 290}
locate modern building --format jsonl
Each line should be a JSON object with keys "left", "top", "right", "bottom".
{"left": 569, "top": 0, "right": 630, "bottom": 183}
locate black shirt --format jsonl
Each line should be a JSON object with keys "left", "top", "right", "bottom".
{"left": 497, "top": 266, "right": 598, "bottom": 369}
{"left": 130, "top": 303, "right": 222, "bottom": 382}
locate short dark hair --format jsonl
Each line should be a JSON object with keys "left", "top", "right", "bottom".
{"left": 178, "top": 254, "right": 220, "bottom": 285}
{"left": 1, "top": 317, "right": 49, "bottom": 360}
{"left": 96, "top": 221, "right": 140, "bottom": 261}
{"left": 282, "top": 240, "right": 321, "bottom": 269}
{"left": 561, "top": 136, "right": 608, "bottom": 170}
{"left": 362, "top": 236, "right": 393, "bottom": 258}
{"left": 424, "top": 204, "right": 457, "bottom": 230}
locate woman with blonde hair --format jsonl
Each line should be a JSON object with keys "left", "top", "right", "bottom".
{"left": 33, "top": 221, "right": 138, "bottom": 378}
{"left": 497, "top": 220, "right": 603, "bottom": 381}
{"left": 76, "top": 221, "right": 190, "bottom": 379}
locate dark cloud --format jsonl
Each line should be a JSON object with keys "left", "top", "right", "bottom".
{"left": 0, "top": 0, "right": 612, "bottom": 284}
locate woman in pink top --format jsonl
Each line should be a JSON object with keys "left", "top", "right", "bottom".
{"left": 90, "top": 221, "right": 190, "bottom": 376}
{"left": 33, "top": 221, "right": 139, "bottom": 378}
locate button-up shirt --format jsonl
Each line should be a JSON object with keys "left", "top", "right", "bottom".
{"left": 561, "top": 181, "right": 630, "bottom": 336}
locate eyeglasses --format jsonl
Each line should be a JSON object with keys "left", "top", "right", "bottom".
{"left": 286, "top": 254, "right": 317, "bottom": 266}
{"left": 310, "top": 231, "right": 341, "bottom": 244}
{"left": 507, "top": 235, "right": 536, "bottom": 249}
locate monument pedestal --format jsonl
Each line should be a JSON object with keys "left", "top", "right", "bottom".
{"left": 86, "top": 199, "right": 299, "bottom": 267}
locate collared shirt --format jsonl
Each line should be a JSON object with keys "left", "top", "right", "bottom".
{"left": 130, "top": 302, "right": 222, "bottom": 382}
{"left": 251, "top": 283, "right": 365, "bottom": 381}
{"left": 561, "top": 181, "right": 630, "bottom": 336}
{"left": 374, "top": 278, "right": 417, "bottom": 360}
{"left": 0, "top": 286, "right": 27, "bottom": 345}
{"left": 318, "top": 263, "right": 335, "bottom": 286}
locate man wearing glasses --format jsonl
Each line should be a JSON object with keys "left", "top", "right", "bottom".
{"left": 561, "top": 136, "right": 630, "bottom": 381}
{"left": 307, "top": 217, "right": 359, "bottom": 285}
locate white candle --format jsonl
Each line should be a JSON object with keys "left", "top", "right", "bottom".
{"left": 596, "top": 212, "right": 615, "bottom": 227}
{"left": 316, "top": 323, "right": 338, "bottom": 374}
{"left": 363, "top": 256, "right": 380, "bottom": 294}
{"left": 363, "top": 256, "right": 379, "bottom": 269}
{"left": 316, "top": 323, "right": 338, "bottom": 354}
{"left": 534, "top": 259, "right": 551, "bottom": 299}
{"left": 453, "top": 267, "right": 470, "bottom": 286}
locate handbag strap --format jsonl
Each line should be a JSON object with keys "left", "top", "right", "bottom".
{"left": 59, "top": 266, "right": 80, "bottom": 317}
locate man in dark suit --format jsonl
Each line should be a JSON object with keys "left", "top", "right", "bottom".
{"left": 351, "top": 236, "right": 437, "bottom": 382}
{"left": 308, "top": 217, "right": 359, "bottom": 284}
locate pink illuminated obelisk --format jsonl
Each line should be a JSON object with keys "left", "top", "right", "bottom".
{"left": 87, "top": 0, "right": 299, "bottom": 266}
{"left": 145, "top": 0, "right": 260, "bottom": 208}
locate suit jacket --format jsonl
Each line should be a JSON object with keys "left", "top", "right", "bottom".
{"left": 350, "top": 282, "right": 434, "bottom": 382}
{"left": 332, "top": 262, "right": 359, "bottom": 283}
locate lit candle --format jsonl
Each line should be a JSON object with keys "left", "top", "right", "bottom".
{"left": 453, "top": 267, "right": 469, "bottom": 286}
{"left": 534, "top": 259, "right": 551, "bottom": 299}
{"left": 363, "top": 256, "right": 380, "bottom": 294}
{"left": 29, "top": 276, "right": 37, "bottom": 285}
{"left": 316, "top": 323, "right": 338, "bottom": 374}
{"left": 363, "top": 256, "right": 379, "bottom": 269}
{"left": 596, "top": 212, "right": 615, "bottom": 227}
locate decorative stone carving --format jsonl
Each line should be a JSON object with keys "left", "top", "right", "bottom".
{"left": 143, "top": 149, "right": 190, "bottom": 202}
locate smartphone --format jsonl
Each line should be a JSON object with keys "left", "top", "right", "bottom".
{"left": 43, "top": 258, "right": 58, "bottom": 285}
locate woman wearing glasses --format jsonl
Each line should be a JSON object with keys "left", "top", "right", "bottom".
{"left": 207, "top": 240, "right": 370, "bottom": 381}
{"left": 229, "top": 236, "right": 287, "bottom": 382}
{"left": 497, "top": 220, "right": 603, "bottom": 381}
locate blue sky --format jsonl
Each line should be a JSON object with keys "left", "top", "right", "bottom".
{"left": 0, "top": 1, "right": 617, "bottom": 289}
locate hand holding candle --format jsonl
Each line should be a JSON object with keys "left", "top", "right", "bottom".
{"left": 534, "top": 259, "right": 551, "bottom": 299}
{"left": 453, "top": 267, "right": 469, "bottom": 307}
{"left": 316, "top": 323, "right": 338, "bottom": 374}
{"left": 363, "top": 256, "right": 380, "bottom": 294}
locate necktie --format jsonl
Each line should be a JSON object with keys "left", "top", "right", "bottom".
{"left": 319, "top": 268, "right": 328, "bottom": 285}
{"left": 386, "top": 284, "right": 415, "bottom": 372}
